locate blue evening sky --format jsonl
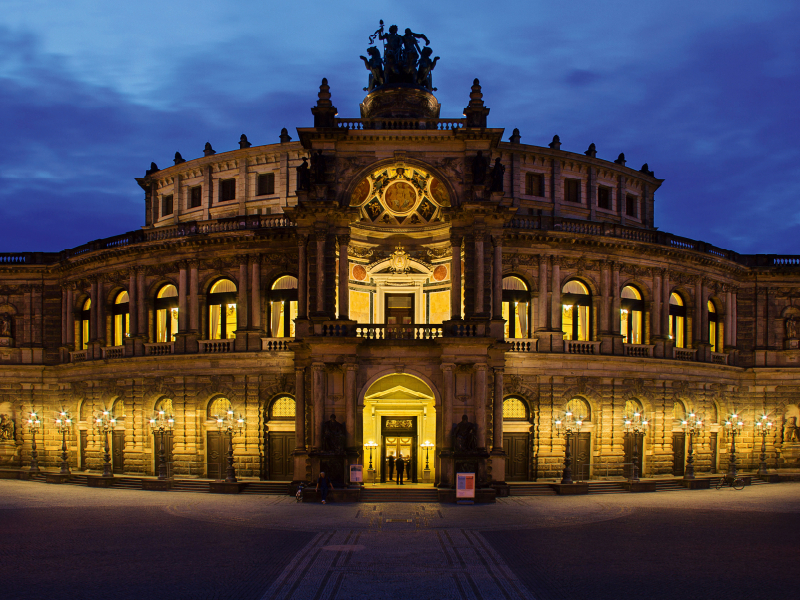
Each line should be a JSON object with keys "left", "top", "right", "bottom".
{"left": 1, "top": 0, "right": 798, "bottom": 254}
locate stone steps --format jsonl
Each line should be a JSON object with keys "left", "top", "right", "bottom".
{"left": 241, "top": 482, "right": 290, "bottom": 495}
{"left": 360, "top": 488, "right": 439, "bottom": 502}
{"left": 587, "top": 481, "right": 627, "bottom": 494}
{"left": 507, "top": 484, "right": 558, "bottom": 496}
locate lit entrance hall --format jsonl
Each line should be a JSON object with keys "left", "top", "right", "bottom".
{"left": 362, "top": 374, "right": 436, "bottom": 485}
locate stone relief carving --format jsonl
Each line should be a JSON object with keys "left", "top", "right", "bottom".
{"left": 0, "top": 414, "right": 15, "bottom": 442}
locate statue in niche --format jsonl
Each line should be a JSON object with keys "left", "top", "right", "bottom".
{"left": 360, "top": 47, "right": 384, "bottom": 91}
{"left": 453, "top": 415, "right": 478, "bottom": 452}
{"left": 311, "top": 150, "right": 326, "bottom": 185}
{"left": 0, "top": 313, "right": 10, "bottom": 337}
{"left": 784, "top": 416, "right": 799, "bottom": 443}
{"left": 785, "top": 315, "right": 799, "bottom": 340}
{"left": 0, "top": 414, "right": 14, "bottom": 442}
{"left": 472, "top": 151, "right": 488, "bottom": 186}
{"left": 490, "top": 158, "right": 505, "bottom": 193}
{"left": 416, "top": 47, "right": 440, "bottom": 90}
{"left": 321, "top": 414, "right": 346, "bottom": 453}
{"left": 296, "top": 157, "right": 310, "bottom": 192}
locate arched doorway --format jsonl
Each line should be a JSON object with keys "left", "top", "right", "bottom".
{"left": 264, "top": 395, "right": 295, "bottom": 481}
{"left": 362, "top": 374, "right": 436, "bottom": 485}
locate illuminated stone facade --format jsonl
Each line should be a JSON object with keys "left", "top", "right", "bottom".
{"left": 2, "top": 70, "right": 800, "bottom": 490}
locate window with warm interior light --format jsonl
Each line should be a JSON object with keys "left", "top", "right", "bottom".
{"left": 562, "top": 280, "right": 591, "bottom": 341}
{"left": 502, "top": 276, "right": 530, "bottom": 339}
{"left": 207, "top": 396, "right": 232, "bottom": 420}
{"left": 270, "top": 276, "right": 298, "bottom": 338}
{"left": 208, "top": 278, "right": 237, "bottom": 339}
{"left": 620, "top": 285, "right": 643, "bottom": 344}
{"left": 708, "top": 300, "right": 718, "bottom": 352}
{"left": 155, "top": 284, "right": 178, "bottom": 343}
{"left": 80, "top": 298, "right": 91, "bottom": 350}
{"left": 113, "top": 291, "right": 130, "bottom": 346}
{"left": 503, "top": 397, "right": 528, "bottom": 420}
{"left": 269, "top": 396, "right": 296, "bottom": 420}
{"left": 669, "top": 292, "right": 686, "bottom": 348}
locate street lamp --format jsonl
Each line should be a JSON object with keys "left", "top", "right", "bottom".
{"left": 755, "top": 413, "right": 772, "bottom": 478}
{"left": 93, "top": 408, "right": 119, "bottom": 478}
{"left": 54, "top": 410, "right": 73, "bottom": 476}
{"left": 554, "top": 410, "right": 585, "bottom": 484}
{"left": 149, "top": 409, "right": 175, "bottom": 480}
{"left": 25, "top": 410, "right": 42, "bottom": 473}
{"left": 723, "top": 412, "right": 744, "bottom": 480}
{"left": 364, "top": 441, "right": 378, "bottom": 470}
{"left": 681, "top": 411, "right": 704, "bottom": 480}
{"left": 421, "top": 441, "right": 435, "bottom": 470}
{"left": 215, "top": 409, "right": 245, "bottom": 483}
{"left": 623, "top": 411, "right": 649, "bottom": 482}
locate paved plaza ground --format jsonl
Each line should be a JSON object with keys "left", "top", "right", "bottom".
{"left": 1, "top": 481, "right": 798, "bottom": 600}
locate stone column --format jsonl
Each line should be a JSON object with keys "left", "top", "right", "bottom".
{"left": 61, "top": 288, "right": 68, "bottom": 346}
{"left": 537, "top": 255, "right": 548, "bottom": 330}
{"left": 298, "top": 235, "right": 308, "bottom": 318}
{"left": 67, "top": 287, "right": 75, "bottom": 348}
{"left": 450, "top": 235, "right": 462, "bottom": 319}
{"left": 474, "top": 232, "right": 485, "bottom": 315}
{"left": 312, "top": 363, "right": 325, "bottom": 450}
{"left": 492, "top": 235, "right": 503, "bottom": 320}
{"left": 136, "top": 268, "right": 147, "bottom": 338}
{"left": 89, "top": 279, "right": 98, "bottom": 342}
{"left": 440, "top": 363, "right": 455, "bottom": 488}
{"left": 189, "top": 261, "right": 199, "bottom": 333}
{"left": 344, "top": 364, "right": 357, "bottom": 448}
{"left": 475, "top": 364, "right": 487, "bottom": 449}
{"left": 600, "top": 261, "right": 610, "bottom": 333}
{"left": 96, "top": 278, "right": 105, "bottom": 344}
{"left": 251, "top": 256, "right": 261, "bottom": 331}
{"left": 492, "top": 368, "right": 504, "bottom": 451}
{"left": 238, "top": 258, "right": 249, "bottom": 330}
{"left": 294, "top": 367, "right": 306, "bottom": 451}
{"left": 661, "top": 270, "right": 670, "bottom": 337}
{"left": 731, "top": 289, "right": 738, "bottom": 346}
{"left": 724, "top": 289, "right": 733, "bottom": 348}
{"left": 128, "top": 271, "right": 138, "bottom": 338}
{"left": 611, "top": 263, "right": 621, "bottom": 336}
{"left": 550, "top": 257, "right": 561, "bottom": 332}
{"left": 315, "top": 231, "right": 326, "bottom": 314}
{"left": 695, "top": 278, "right": 705, "bottom": 344}
{"left": 652, "top": 269, "right": 662, "bottom": 337}
{"left": 338, "top": 235, "right": 350, "bottom": 320}
{"left": 178, "top": 263, "right": 188, "bottom": 333}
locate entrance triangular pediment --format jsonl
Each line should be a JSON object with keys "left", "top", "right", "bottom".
{"left": 365, "top": 385, "right": 434, "bottom": 402}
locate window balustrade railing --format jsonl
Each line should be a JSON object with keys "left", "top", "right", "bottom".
{"left": 564, "top": 340, "right": 601, "bottom": 354}
{"left": 144, "top": 342, "right": 174, "bottom": 356}
{"left": 334, "top": 117, "right": 465, "bottom": 131}
{"left": 198, "top": 339, "right": 234, "bottom": 353}
{"left": 711, "top": 352, "right": 729, "bottom": 365}
{"left": 101, "top": 346, "right": 125, "bottom": 360}
{"left": 354, "top": 325, "right": 444, "bottom": 340}
{"left": 623, "top": 343, "right": 655, "bottom": 358}
{"left": 506, "top": 338, "right": 537, "bottom": 352}
{"left": 261, "top": 338, "right": 293, "bottom": 351}
{"left": 673, "top": 347, "right": 697, "bottom": 361}
{"left": 69, "top": 350, "right": 88, "bottom": 362}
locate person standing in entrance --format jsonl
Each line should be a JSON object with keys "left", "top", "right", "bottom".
{"left": 316, "top": 471, "right": 330, "bottom": 504}
{"left": 395, "top": 455, "right": 405, "bottom": 485}
{"left": 388, "top": 453, "right": 395, "bottom": 482}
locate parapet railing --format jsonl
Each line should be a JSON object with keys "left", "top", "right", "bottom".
{"left": 334, "top": 117, "right": 466, "bottom": 131}
{"left": 261, "top": 338, "right": 293, "bottom": 351}
{"left": 506, "top": 338, "right": 538, "bottom": 352}
{"left": 198, "top": 339, "right": 234, "bottom": 353}
{"left": 144, "top": 342, "right": 174, "bottom": 356}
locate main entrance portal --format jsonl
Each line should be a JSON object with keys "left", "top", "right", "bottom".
{"left": 362, "top": 374, "right": 436, "bottom": 485}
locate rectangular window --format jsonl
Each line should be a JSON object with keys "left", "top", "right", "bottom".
{"left": 598, "top": 186, "right": 611, "bottom": 210}
{"left": 525, "top": 172, "right": 544, "bottom": 197}
{"left": 257, "top": 172, "right": 275, "bottom": 196}
{"left": 189, "top": 186, "right": 202, "bottom": 209}
{"left": 565, "top": 178, "right": 581, "bottom": 203}
{"left": 219, "top": 178, "right": 236, "bottom": 202}
{"left": 626, "top": 194, "right": 638, "bottom": 217}
{"left": 161, "top": 195, "right": 173, "bottom": 217}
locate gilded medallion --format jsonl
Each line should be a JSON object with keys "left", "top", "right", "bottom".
{"left": 384, "top": 181, "right": 417, "bottom": 214}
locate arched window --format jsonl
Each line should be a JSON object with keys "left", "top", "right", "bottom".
{"left": 269, "top": 396, "right": 296, "bottom": 420}
{"left": 503, "top": 397, "right": 528, "bottom": 420}
{"left": 155, "top": 284, "right": 178, "bottom": 343}
{"left": 80, "top": 298, "right": 91, "bottom": 350}
{"left": 562, "top": 280, "right": 591, "bottom": 341}
{"left": 669, "top": 293, "right": 686, "bottom": 348}
{"left": 208, "top": 279, "right": 237, "bottom": 340}
{"left": 113, "top": 291, "right": 130, "bottom": 346}
{"left": 708, "top": 300, "right": 718, "bottom": 352}
{"left": 207, "top": 396, "right": 232, "bottom": 420}
{"left": 673, "top": 400, "right": 686, "bottom": 424}
{"left": 155, "top": 398, "right": 174, "bottom": 415}
{"left": 620, "top": 286, "right": 644, "bottom": 344}
{"left": 502, "top": 276, "right": 530, "bottom": 339}
{"left": 112, "top": 399, "right": 126, "bottom": 421}
{"left": 269, "top": 276, "right": 298, "bottom": 338}
{"left": 625, "top": 398, "right": 643, "bottom": 416}
{"left": 566, "top": 397, "right": 591, "bottom": 421}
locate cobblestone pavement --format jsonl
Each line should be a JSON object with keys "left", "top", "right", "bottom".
{"left": 1, "top": 481, "right": 799, "bottom": 599}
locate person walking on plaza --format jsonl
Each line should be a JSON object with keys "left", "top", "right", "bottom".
{"left": 316, "top": 471, "right": 330, "bottom": 504}
{"left": 388, "top": 453, "right": 395, "bottom": 482}
{"left": 395, "top": 455, "right": 405, "bottom": 485}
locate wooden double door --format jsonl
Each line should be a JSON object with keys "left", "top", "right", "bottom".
{"left": 112, "top": 431, "right": 125, "bottom": 474}
{"left": 570, "top": 432, "right": 591, "bottom": 481}
{"left": 623, "top": 432, "right": 644, "bottom": 478}
{"left": 503, "top": 433, "right": 531, "bottom": 481}
{"left": 207, "top": 431, "right": 228, "bottom": 479}
{"left": 266, "top": 432, "right": 294, "bottom": 481}
{"left": 672, "top": 432, "right": 686, "bottom": 476}
{"left": 154, "top": 431, "right": 174, "bottom": 478}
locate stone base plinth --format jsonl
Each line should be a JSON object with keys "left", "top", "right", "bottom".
{"left": 302, "top": 488, "right": 361, "bottom": 503}
{"left": 681, "top": 478, "right": 711, "bottom": 489}
{"left": 18, "top": 470, "right": 40, "bottom": 480}
{"left": 45, "top": 473, "right": 71, "bottom": 484}
{"left": 87, "top": 475, "right": 115, "bottom": 488}
{"left": 0, "top": 469, "right": 20, "bottom": 479}
{"left": 438, "top": 488, "right": 496, "bottom": 504}
{"left": 142, "top": 479, "right": 173, "bottom": 491}
{"left": 491, "top": 483, "right": 510, "bottom": 497}
{"left": 550, "top": 483, "right": 589, "bottom": 495}
{"left": 757, "top": 473, "right": 780, "bottom": 483}
{"left": 622, "top": 480, "right": 656, "bottom": 492}
{"left": 209, "top": 481, "right": 246, "bottom": 494}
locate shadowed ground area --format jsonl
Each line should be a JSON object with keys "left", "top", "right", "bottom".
{"left": 1, "top": 480, "right": 798, "bottom": 600}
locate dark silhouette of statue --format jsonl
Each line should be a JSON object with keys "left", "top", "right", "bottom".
{"left": 296, "top": 157, "right": 310, "bottom": 192}
{"left": 321, "top": 414, "right": 346, "bottom": 453}
{"left": 490, "top": 158, "right": 505, "bottom": 192}
{"left": 401, "top": 27, "right": 428, "bottom": 80}
{"left": 416, "top": 47, "right": 439, "bottom": 90}
{"left": 379, "top": 24, "right": 403, "bottom": 81}
{"left": 453, "top": 415, "right": 477, "bottom": 452}
{"left": 472, "top": 151, "right": 488, "bottom": 186}
{"left": 311, "top": 150, "right": 326, "bottom": 185}
{"left": 360, "top": 47, "right": 384, "bottom": 91}
{"left": 0, "top": 313, "right": 10, "bottom": 337}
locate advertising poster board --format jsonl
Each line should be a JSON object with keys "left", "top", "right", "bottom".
{"left": 349, "top": 464, "right": 363, "bottom": 483}
{"left": 456, "top": 472, "right": 475, "bottom": 499}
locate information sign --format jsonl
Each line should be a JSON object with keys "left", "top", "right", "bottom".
{"left": 456, "top": 472, "right": 475, "bottom": 498}
{"left": 349, "top": 464, "right": 363, "bottom": 483}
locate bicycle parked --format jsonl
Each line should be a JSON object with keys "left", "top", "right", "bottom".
{"left": 715, "top": 475, "right": 745, "bottom": 490}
